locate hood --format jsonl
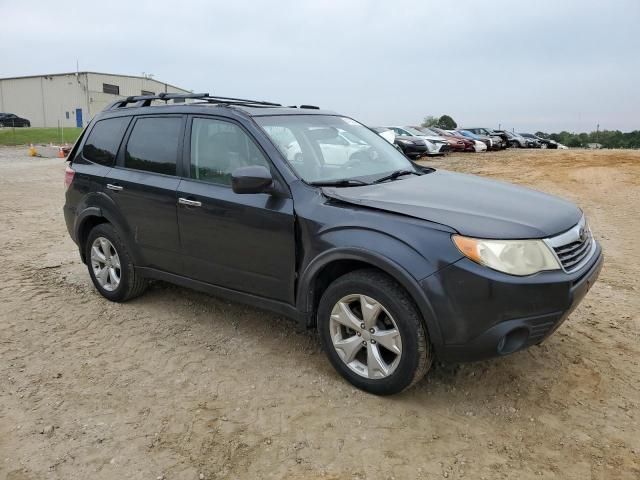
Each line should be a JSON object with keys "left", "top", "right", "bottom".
{"left": 395, "top": 134, "right": 425, "bottom": 144}
{"left": 323, "top": 170, "right": 581, "bottom": 239}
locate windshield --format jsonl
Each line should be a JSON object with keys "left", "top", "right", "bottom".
{"left": 256, "top": 115, "right": 417, "bottom": 184}
{"left": 403, "top": 126, "right": 428, "bottom": 136}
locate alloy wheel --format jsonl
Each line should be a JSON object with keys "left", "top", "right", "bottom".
{"left": 329, "top": 294, "right": 402, "bottom": 379}
{"left": 90, "top": 237, "right": 121, "bottom": 292}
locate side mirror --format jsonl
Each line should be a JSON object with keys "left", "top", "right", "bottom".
{"left": 231, "top": 165, "right": 274, "bottom": 194}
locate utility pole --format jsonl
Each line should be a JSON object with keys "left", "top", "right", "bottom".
{"left": 596, "top": 123, "right": 600, "bottom": 145}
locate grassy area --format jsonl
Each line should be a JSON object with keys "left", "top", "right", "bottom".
{"left": 0, "top": 127, "right": 83, "bottom": 146}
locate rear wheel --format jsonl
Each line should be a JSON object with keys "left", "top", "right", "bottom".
{"left": 85, "top": 223, "right": 147, "bottom": 302}
{"left": 317, "top": 269, "right": 432, "bottom": 395}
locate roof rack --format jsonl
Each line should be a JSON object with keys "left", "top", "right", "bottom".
{"left": 105, "top": 92, "right": 283, "bottom": 110}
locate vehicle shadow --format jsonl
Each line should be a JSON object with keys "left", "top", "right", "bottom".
{"left": 138, "top": 278, "right": 580, "bottom": 407}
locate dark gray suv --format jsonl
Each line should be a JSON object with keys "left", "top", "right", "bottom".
{"left": 63, "top": 93, "right": 603, "bottom": 395}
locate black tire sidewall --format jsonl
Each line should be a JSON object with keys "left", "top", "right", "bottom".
{"left": 317, "top": 272, "right": 426, "bottom": 395}
{"left": 85, "top": 224, "right": 135, "bottom": 302}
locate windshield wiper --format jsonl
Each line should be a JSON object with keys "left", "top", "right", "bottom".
{"left": 309, "top": 178, "right": 371, "bottom": 187}
{"left": 373, "top": 169, "right": 422, "bottom": 184}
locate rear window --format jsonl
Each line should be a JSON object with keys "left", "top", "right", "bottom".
{"left": 124, "top": 117, "right": 182, "bottom": 175}
{"left": 82, "top": 117, "right": 130, "bottom": 166}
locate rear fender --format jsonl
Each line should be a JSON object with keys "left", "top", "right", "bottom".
{"left": 74, "top": 192, "right": 142, "bottom": 264}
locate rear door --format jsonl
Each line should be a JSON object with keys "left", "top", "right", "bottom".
{"left": 176, "top": 116, "right": 296, "bottom": 302}
{"left": 104, "top": 115, "right": 185, "bottom": 273}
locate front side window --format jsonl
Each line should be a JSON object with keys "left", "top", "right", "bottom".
{"left": 190, "top": 118, "right": 270, "bottom": 185}
{"left": 82, "top": 116, "right": 130, "bottom": 166}
{"left": 124, "top": 117, "right": 182, "bottom": 175}
{"left": 256, "top": 115, "right": 417, "bottom": 183}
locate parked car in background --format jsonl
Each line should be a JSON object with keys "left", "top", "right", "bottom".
{"left": 519, "top": 133, "right": 542, "bottom": 148}
{"left": 463, "top": 128, "right": 506, "bottom": 149}
{"left": 489, "top": 130, "right": 511, "bottom": 147}
{"left": 417, "top": 127, "right": 471, "bottom": 152}
{"left": 521, "top": 133, "right": 558, "bottom": 149}
{"left": 430, "top": 127, "right": 477, "bottom": 152}
{"left": 372, "top": 127, "right": 432, "bottom": 159}
{"left": 0, "top": 113, "right": 30, "bottom": 127}
{"left": 387, "top": 126, "right": 450, "bottom": 155}
{"left": 449, "top": 131, "right": 487, "bottom": 152}
{"left": 504, "top": 131, "right": 529, "bottom": 148}
{"left": 456, "top": 129, "right": 495, "bottom": 150}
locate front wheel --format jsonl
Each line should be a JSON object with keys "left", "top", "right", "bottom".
{"left": 317, "top": 269, "right": 433, "bottom": 395}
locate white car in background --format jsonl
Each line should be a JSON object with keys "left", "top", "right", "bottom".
{"left": 387, "top": 126, "right": 450, "bottom": 155}
{"left": 471, "top": 140, "right": 488, "bottom": 152}
{"left": 284, "top": 129, "right": 370, "bottom": 165}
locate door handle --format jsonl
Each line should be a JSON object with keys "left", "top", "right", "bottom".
{"left": 178, "top": 197, "right": 202, "bottom": 207}
{"left": 107, "top": 183, "right": 123, "bottom": 191}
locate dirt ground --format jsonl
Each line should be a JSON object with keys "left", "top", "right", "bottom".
{"left": 0, "top": 146, "right": 638, "bottom": 480}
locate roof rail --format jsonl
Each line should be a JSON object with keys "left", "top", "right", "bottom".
{"left": 104, "top": 92, "right": 283, "bottom": 111}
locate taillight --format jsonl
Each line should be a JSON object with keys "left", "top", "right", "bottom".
{"left": 64, "top": 164, "right": 75, "bottom": 190}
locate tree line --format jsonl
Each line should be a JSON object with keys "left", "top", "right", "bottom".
{"left": 536, "top": 130, "right": 640, "bottom": 149}
{"left": 423, "top": 114, "right": 639, "bottom": 149}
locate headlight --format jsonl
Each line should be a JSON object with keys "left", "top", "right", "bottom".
{"left": 396, "top": 139, "right": 413, "bottom": 145}
{"left": 452, "top": 235, "right": 561, "bottom": 276}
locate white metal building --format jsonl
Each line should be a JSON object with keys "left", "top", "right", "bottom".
{"left": 0, "top": 72, "right": 191, "bottom": 128}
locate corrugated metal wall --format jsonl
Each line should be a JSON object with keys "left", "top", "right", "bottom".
{"left": 86, "top": 73, "right": 190, "bottom": 119}
{"left": 0, "top": 73, "right": 190, "bottom": 128}
{"left": 0, "top": 74, "right": 88, "bottom": 128}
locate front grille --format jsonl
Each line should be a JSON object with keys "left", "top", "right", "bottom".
{"left": 553, "top": 233, "right": 593, "bottom": 270}
{"left": 545, "top": 216, "right": 595, "bottom": 273}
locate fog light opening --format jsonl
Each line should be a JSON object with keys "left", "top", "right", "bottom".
{"left": 497, "top": 327, "right": 529, "bottom": 355}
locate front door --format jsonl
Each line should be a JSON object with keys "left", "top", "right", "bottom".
{"left": 75, "top": 108, "right": 83, "bottom": 128}
{"left": 177, "top": 116, "right": 296, "bottom": 302}
{"left": 105, "top": 115, "right": 185, "bottom": 273}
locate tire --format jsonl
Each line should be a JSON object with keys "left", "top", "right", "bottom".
{"left": 85, "top": 223, "right": 147, "bottom": 302}
{"left": 317, "top": 269, "right": 432, "bottom": 395}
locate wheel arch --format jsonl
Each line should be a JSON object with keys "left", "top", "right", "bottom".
{"left": 74, "top": 205, "right": 141, "bottom": 265}
{"left": 297, "top": 248, "right": 443, "bottom": 347}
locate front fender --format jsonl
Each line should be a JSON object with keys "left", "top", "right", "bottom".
{"left": 297, "top": 246, "right": 445, "bottom": 348}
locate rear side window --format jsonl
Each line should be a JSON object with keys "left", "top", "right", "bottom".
{"left": 82, "top": 117, "right": 130, "bottom": 166}
{"left": 125, "top": 117, "right": 182, "bottom": 175}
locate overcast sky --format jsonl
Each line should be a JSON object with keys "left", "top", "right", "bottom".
{"left": 1, "top": 0, "right": 638, "bottom": 132}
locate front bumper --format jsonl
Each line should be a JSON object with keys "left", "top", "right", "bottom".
{"left": 400, "top": 143, "right": 430, "bottom": 159}
{"left": 422, "top": 243, "right": 603, "bottom": 363}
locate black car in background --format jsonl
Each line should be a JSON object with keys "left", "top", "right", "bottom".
{"left": 371, "top": 127, "right": 430, "bottom": 159}
{"left": 63, "top": 93, "right": 602, "bottom": 395}
{"left": 521, "top": 133, "right": 558, "bottom": 149}
{"left": 0, "top": 113, "right": 31, "bottom": 127}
